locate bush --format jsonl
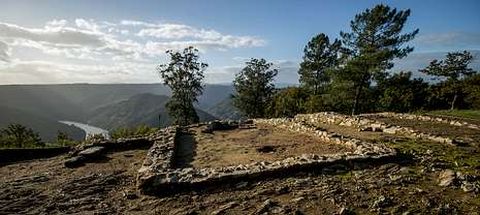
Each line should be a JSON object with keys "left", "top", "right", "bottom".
{"left": 0, "top": 124, "right": 44, "bottom": 148}
{"left": 110, "top": 125, "right": 159, "bottom": 139}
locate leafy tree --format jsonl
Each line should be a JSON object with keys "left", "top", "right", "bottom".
{"left": 1, "top": 124, "right": 43, "bottom": 148}
{"left": 270, "top": 87, "right": 308, "bottom": 117}
{"left": 157, "top": 46, "right": 207, "bottom": 126}
{"left": 299, "top": 33, "right": 342, "bottom": 95}
{"left": 56, "top": 131, "right": 75, "bottom": 146}
{"left": 463, "top": 73, "right": 480, "bottom": 109}
{"left": 233, "top": 58, "right": 278, "bottom": 118}
{"left": 339, "top": 4, "right": 418, "bottom": 115}
{"left": 376, "top": 72, "right": 429, "bottom": 112}
{"left": 420, "top": 51, "right": 475, "bottom": 110}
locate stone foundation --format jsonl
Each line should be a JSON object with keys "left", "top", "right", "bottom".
{"left": 136, "top": 118, "right": 397, "bottom": 196}
{"left": 295, "top": 112, "right": 463, "bottom": 145}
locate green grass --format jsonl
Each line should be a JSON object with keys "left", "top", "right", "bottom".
{"left": 426, "top": 109, "right": 480, "bottom": 120}
{"left": 391, "top": 140, "right": 480, "bottom": 174}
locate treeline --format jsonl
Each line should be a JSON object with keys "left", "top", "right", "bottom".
{"left": 230, "top": 5, "right": 479, "bottom": 118}
{"left": 156, "top": 4, "right": 478, "bottom": 126}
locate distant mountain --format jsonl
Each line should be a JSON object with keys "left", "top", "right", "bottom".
{"left": 0, "top": 84, "right": 232, "bottom": 137}
{"left": 0, "top": 106, "right": 85, "bottom": 141}
{"left": 87, "top": 93, "right": 217, "bottom": 130}
{"left": 206, "top": 97, "right": 244, "bottom": 120}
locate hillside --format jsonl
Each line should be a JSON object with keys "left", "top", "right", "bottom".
{"left": 206, "top": 97, "right": 244, "bottom": 120}
{"left": 0, "top": 106, "right": 85, "bottom": 141}
{"left": 87, "top": 93, "right": 217, "bottom": 130}
{"left": 0, "top": 84, "right": 233, "bottom": 138}
{"left": 1, "top": 112, "right": 479, "bottom": 214}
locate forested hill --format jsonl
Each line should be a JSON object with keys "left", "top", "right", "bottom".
{"left": 0, "top": 84, "right": 233, "bottom": 140}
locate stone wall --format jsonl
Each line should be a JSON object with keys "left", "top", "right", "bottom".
{"left": 0, "top": 147, "right": 71, "bottom": 164}
{"left": 136, "top": 118, "right": 397, "bottom": 196}
{"left": 362, "top": 112, "right": 479, "bottom": 130}
{"left": 295, "top": 112, "right": 462, "bottom": 145}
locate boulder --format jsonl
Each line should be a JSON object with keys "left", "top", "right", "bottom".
{"left": 438, "top": 169, "right": 456, "bottom": 187}
{"left": 78, "top": 146, "right": 106, "bottom": 158}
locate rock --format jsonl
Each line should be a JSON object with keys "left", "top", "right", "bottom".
{"left": 78, "top": 146, "right": 106, "bottom": 158}
{"left": 64, "top": 156, "right": 86, "bottom": 168}
{"left": 461, "top": 182, "right": 476, "bottom": 193}
{"left": 438, "top": 169, "right": 456, "bottom": 187}
{"left": 235, "top": 181, "right": 248, "bottom": 189}
{"left": 291, "top": 197, "right": 304, "bottom": 203}
{"left": 256, "top": 199, "right": 276, "bottom": 214}
{"left": 372, "top": 195, "right": 392, "bottom": 208}
{"left": 123, "top": 190, "right": 138, "bottom": 200}
{"left": 211, "top": 201, "right": 238, "bottom": 215}
{"left": 338, "top": 207, "right": 355, "bottom": 215}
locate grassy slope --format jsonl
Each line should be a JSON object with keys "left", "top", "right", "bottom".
{"left": 427, "top": 110, "right": 480, "bottom": 120}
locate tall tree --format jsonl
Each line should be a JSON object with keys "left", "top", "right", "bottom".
{"left": 157, "top": 46, "right": 207, "bottom": 126}
{"left": 232, "top": 58, "right": 278, "bottom": 118}
{"left": 299, "top": 33, "right": 342, "bottom": 95}
{"left": 339, "top": 4, "right": 418, "bottom": 115}
{"left": 420, "top": 51, "right": 475, "bottom": 110}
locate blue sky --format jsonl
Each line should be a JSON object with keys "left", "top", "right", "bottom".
{"left": 0, "top": 0, "right": 479, "bottom": 84}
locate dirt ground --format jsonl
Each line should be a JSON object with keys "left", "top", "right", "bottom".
{"left": 176, "top": 124, "right": 353, "bottom": 169}
{"left": 1, "top": 116, "right": 480, "bottom": 214}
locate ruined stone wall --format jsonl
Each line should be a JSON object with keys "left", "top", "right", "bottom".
{"left": 362, "top": 112, "right": 479, "bottom": 130}
{"left": 136, "top": 119, "right": 397, "bottom": 195}
{"left": 295, "top": 112, "right": 462, "bottom": 145}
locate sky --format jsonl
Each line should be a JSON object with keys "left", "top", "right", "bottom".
{"left": 0, "top": 0, "right": 479, "bottom": 84}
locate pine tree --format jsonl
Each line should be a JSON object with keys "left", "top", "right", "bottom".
{"left": 339, "top": 4, "right": 418, "bottom": 115}
{"left": 232, "top": 58, "right": 278, "bottom": 118}
{"left": 299, "top": 33, "right": 341, "bottom": 95}
{"left": 420, "top": 51, "right": 475, "bottom": 110}
{"left": 157, "top": 46, "right": 207, "bottom": 126}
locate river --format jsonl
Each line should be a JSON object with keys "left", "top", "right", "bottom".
{"left": 59, "top": 121, "right": 110, "bottom": 140}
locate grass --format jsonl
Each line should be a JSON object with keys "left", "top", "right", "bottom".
{"left": 390, "top": 139, "right": 480, "bottom": 175}
{"left": 426, "top": 109, "right": 480, "bottom": 120}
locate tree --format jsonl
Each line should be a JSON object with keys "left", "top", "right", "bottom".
{"left": 339, "top": 4, "right": 419, "bottom": 115}
{"left": 376, "top": 71, "right": 429, "bottom": 112}
{"left": 270, "top": 87, "right": 308, "bottom": 117}
{"left": 157, "top": 46, "right": 207, "bottom": 126}
{"left": 299, "top": 33, "right": 342, "bottom": 95}
{"left": 1, "top": 124, "right": 43, "bottom": 148}
{"left": 420, "top": 51, "right": 475, "bottom": 110}
{"left": 232, "top": 58, "right": 278, "bottom": 118}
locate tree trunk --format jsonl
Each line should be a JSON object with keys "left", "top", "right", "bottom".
{"left": 450, "top": 93, "right": 458, "bottom": 110}
{"left": 351, "top": 84, "right": 363, "bottom": 116}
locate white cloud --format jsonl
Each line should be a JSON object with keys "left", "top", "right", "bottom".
{"left": 0, "top": 40, "right": 10, "bottom": 62}
{"left": 0, "top": 19, "right": 266, "bottom": 84}
{"left": 415, "top": 32, "right": 480, "bottom": 51}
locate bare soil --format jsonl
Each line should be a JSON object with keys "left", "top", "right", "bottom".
{"left": 177, "top": 124, "right": 354, "bottom": 169}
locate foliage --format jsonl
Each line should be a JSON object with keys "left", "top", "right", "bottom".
{"left": 157, "top": 46, "right": 207, "bottom": 126}
{"left": 269, "top": 87, "right": 309, "bottom": 117}
{"left": 232, "top": 58, "right": 278, "bottom": 118}
{"left": 110, "top": 125, "right": 159, "bottom": 139}
{"left": 376, "top": 72, "right": 429, "bottom": 112}
{"left": 338, "top": 4, "right": 419, "bottom": 115}
{"left": 55, "top": 131, "right": 78, "bottom": 146}
{"left": 420, "top": 51, "right": 475, "bottom": 110}
{"left": 299, "top": 33, "right": 342, "bottom": 95}
{"left": 0, "top": 123, "right": 44, "bottom": 148}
